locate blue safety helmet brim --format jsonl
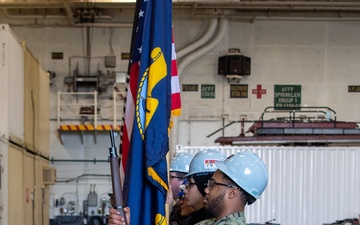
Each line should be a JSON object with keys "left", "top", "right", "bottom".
{"left": 215, "top": 151, "right": 268, "bottom": 199}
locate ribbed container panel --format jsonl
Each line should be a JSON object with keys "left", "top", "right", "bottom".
{"left": 8, "top": 144, "right": 26, "bottom": 225}
{"left": 0, "top": 140, "right": 9, "bottom": 225}
{"left": 0, "top": 24, "right": 25, "bottom": 146}
{"left": 7, "top": 144, "right": 50, "bottom": 225}
{"left": 176, "top": 145, "right": 360, "bottom": 225}
{"left": 23, "top": 152, "right": 35, "bottom": 225}
{"left": 24, "top": 40, "right": 50, "bottom": 156}
{"left": 37, "top": 69, "right": 50, "bottom": 157}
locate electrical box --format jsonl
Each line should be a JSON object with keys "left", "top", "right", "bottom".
{"left": 105, "top": 56, "right": 116, "bottom": 68}
{"left": 87, "top": 192, "right": 98, "bottom": 207}
{"left": 43, "top": 167, "right": 56, "bottom": 184}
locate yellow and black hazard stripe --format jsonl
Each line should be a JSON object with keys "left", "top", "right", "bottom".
{"left": 59, "top": 125, "right": 121, "bottom": 131}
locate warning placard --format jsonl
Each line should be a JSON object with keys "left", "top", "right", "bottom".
{"left": 274, "top": 85, "right": 301, "bottom": 110}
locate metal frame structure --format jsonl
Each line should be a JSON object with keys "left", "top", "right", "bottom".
{"left": 57, "top": 90, "right": 124, "bottom": 144}
{"left": 215, "top": 106, "right": 360, "bottom": 146}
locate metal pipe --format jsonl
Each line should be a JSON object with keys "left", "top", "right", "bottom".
{"left": 56, "top": 173, "right": 111, "bottom": 183}
{"left": 178, "top": 17, "right": 228, "bottom": 75}
{"left": 72, "top": 22, "right": 132, "bottom": 28}
{"left": 2, "top": 8, "right": 68, "bottom": 19}
{"left": 57, "top": 91, "right": 60, "bottom": 130}
{"left": 113, "top": 90, "right": 116, "bottom": 127}
{"left": 94, "top": 91, "right": 98, "bottom": 128}
{"left": 86, "top": 26, "right": 91, "bottom": 76}
{"left": 186, "top": 1, "right": 360, "bottom": 8}
{"left": 64, "top": 2, "right": 75, "bottom": 26}
{"left": 50, "top": 158, "right": 108, "bottom": 163}
{"left": 176, "top": 18, "right": 218, "bottom": 59}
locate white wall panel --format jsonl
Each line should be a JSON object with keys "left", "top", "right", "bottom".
{"left": 176, "top": 145, "right": 360, "bottom": 225}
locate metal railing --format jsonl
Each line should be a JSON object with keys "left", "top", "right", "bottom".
{"left": 57, "top": 91, "right": 124, "bottom": 129}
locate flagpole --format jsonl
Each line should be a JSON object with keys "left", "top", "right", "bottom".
{"left": 108, "top": 130, "right": 128, "bottom": 224}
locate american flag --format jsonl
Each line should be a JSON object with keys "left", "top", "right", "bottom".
{"left": 119, "top": 5, "right": 181, "bottom": 178}
{"left": 117, "top": 0, "right": 181, "bottom": 222}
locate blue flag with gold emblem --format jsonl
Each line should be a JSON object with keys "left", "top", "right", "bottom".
{"left": 122, "top": 0, "right": 172, "bottom": 223}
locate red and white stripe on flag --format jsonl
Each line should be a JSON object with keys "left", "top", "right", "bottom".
{"left": 171, "top": 29, "right": 181, "bottom": 117}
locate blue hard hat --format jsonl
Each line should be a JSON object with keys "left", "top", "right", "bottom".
{"left": 215, "top": 151, "right": 268, "bottom": 199}
{"left": 170, "top": 152, "right": 194, "bottom": 173}
{"left": 185, "top": 149, "right": 226, "bottom": 177}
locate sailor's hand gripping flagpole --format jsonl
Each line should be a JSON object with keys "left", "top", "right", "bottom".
{"left": 108, "top": 130, "right": 128, "bottom": 224}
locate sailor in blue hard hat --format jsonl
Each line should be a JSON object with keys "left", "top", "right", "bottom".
{"left": 198, "top": 151, "right": 268, "bottom": 225}
{"left": 182, "top": 149, "right": 226, "bottom": 224}
{"left": 169, "top": 152, "right": 194, "bottom": 202}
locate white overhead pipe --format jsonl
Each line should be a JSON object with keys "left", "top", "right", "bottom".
{"left": 178, "top": 17, "right": 228, "bottom": 76}
{"left": 176, "top": 18, "right": 218, "bottom": 59}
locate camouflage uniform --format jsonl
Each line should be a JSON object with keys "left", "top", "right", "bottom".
{"left": 194, "top": 212, "right": 246, "bottom": 225}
